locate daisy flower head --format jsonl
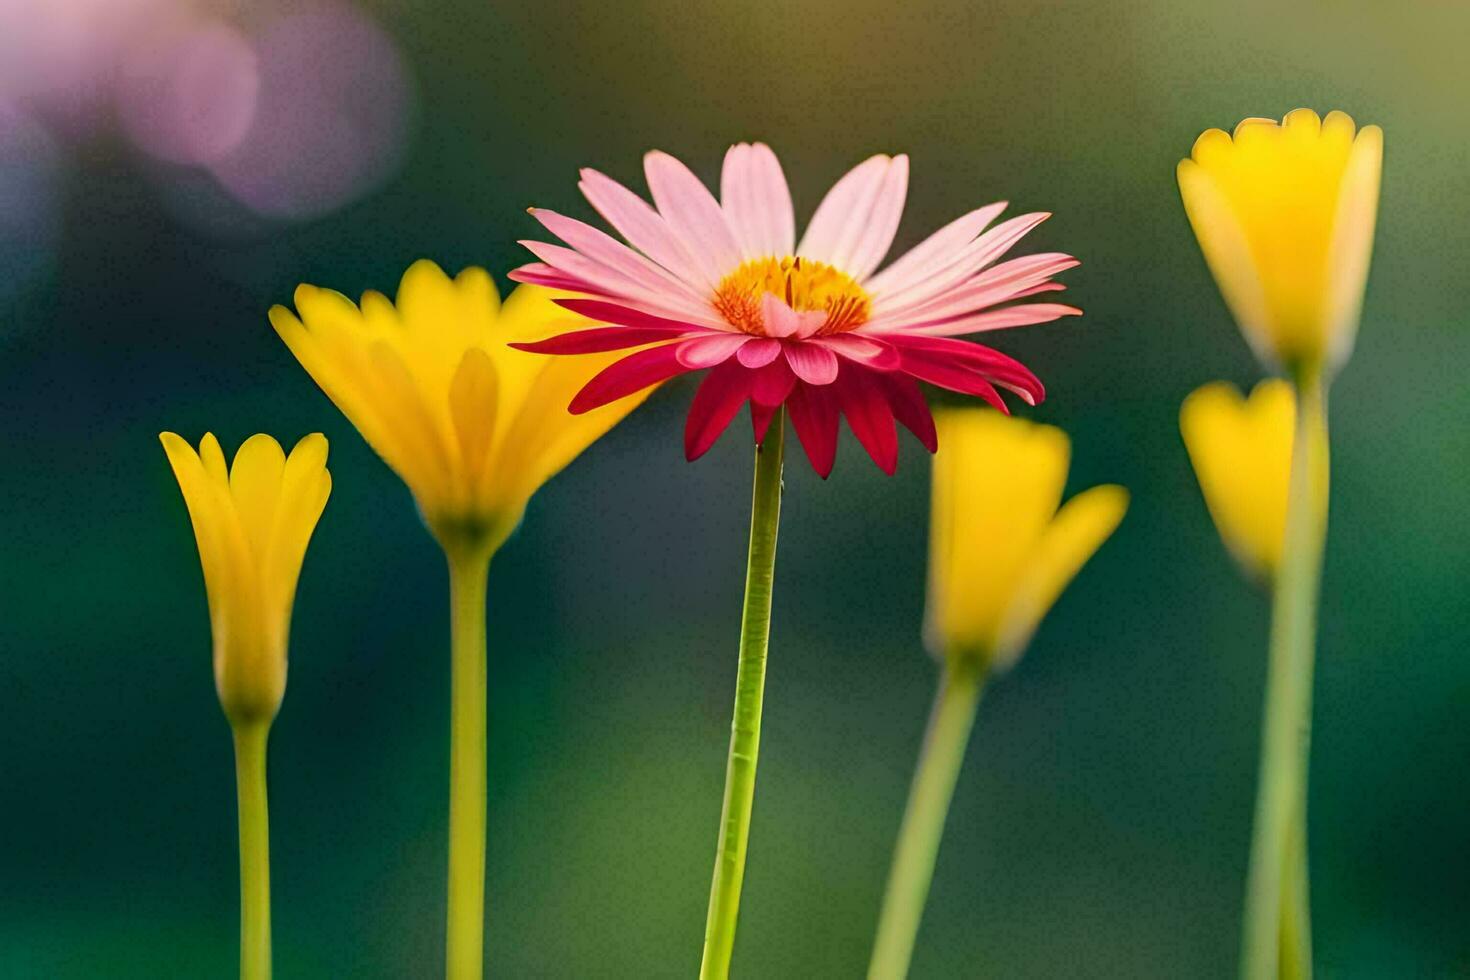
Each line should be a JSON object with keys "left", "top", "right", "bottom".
{"left": 509, "top": 144, "right": 1082, "bottom": 476}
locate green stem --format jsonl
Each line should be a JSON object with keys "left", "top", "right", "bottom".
{"left": 1239, "top": 370, "right": 1329, "bottom": 980}
{"left": 1279, "top": 800, "right": 1312, "bottom": 980}
{"left": 699, "top": 409, "right": 786, "bottom": 980}
{"left": 233, "top": 722, "right": 272, "bottom": 980}
{"left": 445, "top": 541, "right": 492, "bottom": 980}
{"left": 868, "top": 658, "right": 986, "bottom": 980}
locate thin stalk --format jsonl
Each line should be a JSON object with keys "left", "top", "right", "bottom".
{"left": 1279, "top": 800, "right": 1312, "bottom": 980}
{"left": 445, "top": 541, "right": 492, "bottom": 980}
{"left": 1239, "top": 370, "right": 1329, "bottom": 979}
{"left": 699, "top": 410, "right": 786, "bottom": 980}
{"left": 868, "top": 657, "right": 986, "bottom": 980}
{"left": 233, "top": 722, "right": 272, "bottom": 980}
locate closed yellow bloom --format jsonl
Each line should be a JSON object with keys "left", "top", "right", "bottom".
{"left": 925, "top": 409, "right": 1128, "bottom": 668}
{"left": 1179, "top": 379, "right": 1327, "bottom": 583}
{"left": 1177, "top": 108, "right": 1382, "bottom": 376}
{"left": 268, "top": 259, "right": 650, "bottom": 549}
{"left": 161, "top": 432, "right": 332, "bottom": 726}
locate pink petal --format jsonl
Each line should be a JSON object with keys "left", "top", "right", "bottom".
{"left": 685, "top": 361, "right": 753, "bottom": 460}
{"left": 644, "top": 150, "right": 741, "bottom": 285}
{"left": 845, "top": 155, "right": 909, "bottom": 281}
{"left": 863, "top": 201, "right": 1007, "bottom": 295}
{"left": 676, "top": 333, "right": 750, "bottom": 369}
{"left": 787, "top": 382, "right": 840, "bottom": 478}
{"left": 797, "top": 154, "right": 898, "bottom": 273}
{"left": 784, "top": 342, "right": 840, "bottom": 385}
{"left": 814, "top": 333, "right": 901, "bottom": 371}
{"left": 530, "top": 208, "right": 713, "bottom": 312}
{"left": 873, "top": 212, "right": 1052, "bottom": 313}
{"left": 721, "top": 142, "right": 795, "bottom": 259}
{"left": 510, "top": 325, "right": 696, "bottom": 355}
{"left": 904, "top": 302, "right": 1083, "bottom": 337}
{"left": 737, "top": 337, "right": 782, "bottom": 368}
{"left": 866, "top": 252, "right": 1078, "bottom": 329}
{"left": 508, "top": 262, "right": 597, "bottom": 293}
{"left": 759, "top": 293, "right": 825, "bottom": 339}
{"left": 579, "top": 167, "right": 711, "bottom": 288}
{"left": 833, "top": 369, "right": 899, "bottom": 475}
{"left": 569, "top": 343, "right": 691, "bottom": 414}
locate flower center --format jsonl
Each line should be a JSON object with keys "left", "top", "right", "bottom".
{"left": 713, "top": 256, "right": 871, "bottom": 336}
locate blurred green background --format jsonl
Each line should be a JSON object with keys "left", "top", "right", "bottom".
{"left": 3, "top": 0, "right": 1467, "bottom": 976}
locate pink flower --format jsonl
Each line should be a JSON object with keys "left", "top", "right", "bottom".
{"left": 509, "top": 144, "right": 1080, "bottom": 476}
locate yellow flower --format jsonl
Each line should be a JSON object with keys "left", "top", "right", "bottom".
{"left": 268, "top": 259, "right": 651, "bottom": 550}
{"left": 924, "top": 409, "right": 1128, "bottom": 668}
{"left": 1179, "top": 379, "right": 1327, "bottom": 583}
{"left": 161, "top": 432, "right": 332, "bottom": 726}
{"left": 1177, "top": 108, "right": 1382, "bottom": 376}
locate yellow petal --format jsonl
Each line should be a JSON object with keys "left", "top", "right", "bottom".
{"left": 228, "top": 434, "right": 287, "bottom": 564}
{"left": 924, "top": 409, "right": 1071, "bottom": 661}
{"left": 1178, "top": 109, "right": 1380, "bottom": 374}
{"left": 994, "top": 484, "right": 1129, "bottom": 666}
{"left": 483, "top": 283, "right": 653, "bottom": 513}
{"left": 1179, "top": 379, "right": 1295, "bottom": 580}
{"left": 448, "top": 348, "right": 500, "bottom": 492}
{"left": 1323, "top": 124, "right": 1383, "bottom": 368}
{"left": 263, "top": 433, "right": 331, "bottom": 631}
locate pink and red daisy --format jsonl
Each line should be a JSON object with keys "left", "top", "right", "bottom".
{"left": 509, "top": 144, "right": 1079, "bottom": 476}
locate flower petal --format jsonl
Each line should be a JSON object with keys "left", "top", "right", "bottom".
{"left": 786, "top": 382, "right": 840, "bottom": 478}
{"left": 874, "top": 212, "right": 1052, "bottom": 313}
{"left": 864, "top": 202, "right": 1008, "bottom": 296}
{"left": 552, "top": 297, "right": 718, "bottom": 335}
{"left": 568, "top": 343, "right": 690, "bottom": 414}
{"left": 994, "top": 484, "right": 1128, "bottom": 666}
{"left": 529, "top": 207, "right": 714, "bottom": 310}
{"left": 677, "top": 333, "right": 751, "bottom": 369}
{"left": 511, "top": 325, "right": 699, "bottom": 355}
{"left": 644, "top": 150, "right": 742, "bottom": 285}
{"left": 797, "top": 154, "right": 902, "bottom": 273}
{"left": 784, "top": 342, "right": 840, "bottom": 385}
{"left": 845, "top": 154, "right": 908, "bottom": 281}
{"left": 876, "top": 371, "right": 937, "bottom": 452}
{"left": 902, "top": 302, "right": 1083, "bottom": 337}
{"left": 721, "top": 142, "right": 795, "bottom": 260}
{"left": 579, "top": 167, "right": 711, "bottom": 288}
{"left": 759, "top": 293, "right": 825, "bottom": 339}
{"left": 834, "top": 368, "right": 900, "bottom": 475}
{"left": 685, "top": 361, "right": 754, "bottom": 460}
{"left": 736, "top": 337, "right": 782, "bottom": 368}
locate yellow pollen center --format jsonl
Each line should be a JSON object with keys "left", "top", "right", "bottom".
{"left": 713, "top": 256, "right": 871, "bottom": 336}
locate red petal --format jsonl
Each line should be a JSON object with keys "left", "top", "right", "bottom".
{"left": 685, "top": 361, "right": 753, "bottom": 460}
{"left": 750, "top": 357, "right": 797, "bottom": 407}
{"left": 554, "top": 297, "right": 711, "bottom": 333}
{"left": 750, "top": 401, "right": 777, "bottom": 442}
{"left": 898, "top": 348, "right": 1010, "bottom": 411}
{"left": 876, "top": 372, "right": 937, "bottom": 452}
{"left": 833, "top": 369, "right": 899, "bottom": 475}
{"left": 568, "top": 343, "right": 690, "bottom": 414}
{"left": 510, "top": 326, "right": 695, "bottom": 354}
{"left": 787, "top": 382, "right": 839, "bottom": 478}
{"left": 885, "top": 334, "right": 1045, "bottom": 404}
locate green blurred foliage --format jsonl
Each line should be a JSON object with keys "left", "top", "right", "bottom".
{"left": 2, "top": 0, "right": 1467, "bottom": 976}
